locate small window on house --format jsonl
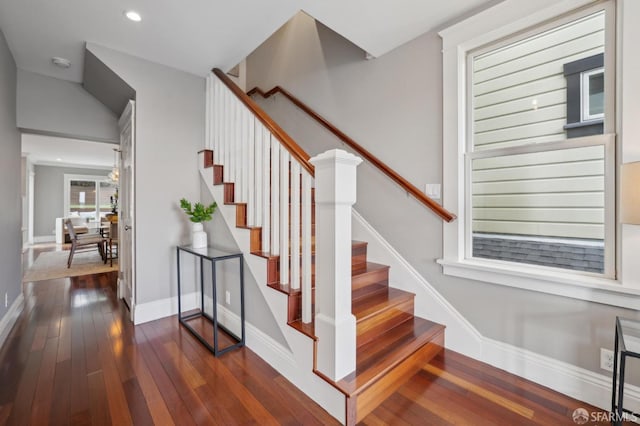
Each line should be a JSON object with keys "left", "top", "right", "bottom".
{"left": 563, "top": 53, "right": 604, "bottom": 138}
{"left": 469, "top": 7, "right": 614, "bottom": 277}
{"left": 583, "top": 68, "right": 604, "bottom": 120}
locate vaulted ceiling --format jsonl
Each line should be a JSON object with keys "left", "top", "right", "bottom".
{"left": 0, "top": 0, "right": 492, "bottom": 83}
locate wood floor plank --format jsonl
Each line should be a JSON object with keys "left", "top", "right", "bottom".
{"left": 29, "top": 336, "right": 59, "bottom": 424}
{"left": 87, "top": 371, "right": 112, "bottom": 426}
{"left": 92, "top": 306, "right": 134, "bottom": 425}
{"left": 6, "top": 348, "right": 43, "bottom": 425}
{"left": 148, "top": 318, "right": 279, "bottom": 426}
{"left": 122, "top": 377, "right": 155, "bottom": 426}
{"left": 139, "top": 322, "right": 217, "bottom": 425}
{"left": 135, "top": 336, "right": 196, "bottom": 426}
{"left": 49, "top": 359, "right": 72, "bottom": 425}
{"left": 423, "top": 363, "right": 535, "bottom": 419}
{"left": 120, "top": 331, "right": 175, "bottom": 426}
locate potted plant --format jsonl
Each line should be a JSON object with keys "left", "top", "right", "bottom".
{"left": 179, "top": 198, "right": 217, "bottom": 248}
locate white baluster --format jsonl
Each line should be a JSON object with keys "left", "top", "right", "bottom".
{"left": 235, "top": 101, "right": 241, "bottom": 200}
{"left": 238, "top": 106, "right": 246, "bottom": 203}
{"left": 205, "top": 75, "right": 211, "bottom": 150}
{"left": 227, "top": 94, "right": 234, "bottom": 183}
{"left": 213, "top": 77, "right": 220, "bottom": 156}
{"left": 262, "top": 130, "right": 271, "bottom": 251}
{"left": 291, "top": 162, "right": 300, "bottom": 290}
{"left": 247, "top": 115, "right": 255, "bottom": 224}
{"left": 271, "top": 139, "right": 280, "bottom": 256}
{"left": 279, "top": 148, "right": 290, "bottom": 285}
{"left": 301, "top": 171, "right": 312, "bottom": 323}
{"left": 223, "top": 86, "right": 230, "bottom": 181}
{"left": 255, "top": 121, "right": 263, "bottom": 229}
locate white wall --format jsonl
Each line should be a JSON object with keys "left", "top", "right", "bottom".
{"left": 0, "top": 29, "right": 22, "bottom": 327}
{"left": 16, "top": 69, "right": 119, "bottom": 143}
{"left": 86, "top": 43, "right": 204, "bottom": 307}
{"left": 246, "top": 11, "right": 640, "bottom": 378}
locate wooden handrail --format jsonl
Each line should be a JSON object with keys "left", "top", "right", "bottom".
{"left": 247, "top": 86, "right": 457, "bottom": 222}
{"left": 213, "top": 69, "right": 314, "bottom": 176}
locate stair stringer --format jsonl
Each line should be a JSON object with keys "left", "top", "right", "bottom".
{"left": 198, "top": 155, "right": 346, "bottom": 424}
{"left": 351, "top": 209, "right": 483, "bottom": 359}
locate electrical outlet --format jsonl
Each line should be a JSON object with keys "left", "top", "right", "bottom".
{"left": 601, "top": 348, "right": 614, "bottom": 372}
{"left": 4, "top": 292, "right": 7, "bottom": 308}
{"left": 225, "top": 290, "right": 231, "bottom": 305}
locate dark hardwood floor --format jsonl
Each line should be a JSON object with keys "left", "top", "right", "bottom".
{"left": 0, "top": 245, "right": 618, "bottom": 425}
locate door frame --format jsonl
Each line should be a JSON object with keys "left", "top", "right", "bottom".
{"left": 118, "top": 100, "right": 136, "bottom": 321}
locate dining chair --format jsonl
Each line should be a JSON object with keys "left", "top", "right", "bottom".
{"left": 65, "top": 219, "right": 106, "bottom": 268}
{"left": 105, "top": 221, "right": 118, "bottom": 267}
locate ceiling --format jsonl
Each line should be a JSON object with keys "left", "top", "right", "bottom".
{"left": 0, "top": 0, "right": 492, "bottom": 83}
{"left": 22, "top": 134, "right": 115, "bottom": 169}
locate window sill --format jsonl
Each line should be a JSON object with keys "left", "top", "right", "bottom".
{"left": 437, "top": 258, "right": 640, "bottom": 310}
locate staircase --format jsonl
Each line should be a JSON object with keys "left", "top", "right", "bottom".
{"left": 200, "top": 70, "right": 444, "bottom": 424}
{"left": 201, "top": 150, "right": 445, "bottom": 425}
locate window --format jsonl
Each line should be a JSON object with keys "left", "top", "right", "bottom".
{"left": 64, "top": 174, "right": 116, "bottom": 222}
{"left": 468, "top": 7, "right": 614, "bottom": 277}
{"left": 563, "top": 53, "right": 604, "bottom": 137}
{"left": 582, "top": 68, "right": 604, "bottom": 121}
{"left": 437, "top": 0, "right": 636, "bottom": 306}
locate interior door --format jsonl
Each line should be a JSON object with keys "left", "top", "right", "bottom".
{"left": 119, "top": 100, "right": 136, "bottom": 319}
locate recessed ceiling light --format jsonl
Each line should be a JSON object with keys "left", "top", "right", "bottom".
{"left": 125, "top": 10, "right": 142, "bottom": 22}
{"left": 56, "top": 158, "right": 62, "bottom": 162}
{"left": 51, "top": 57, "right": 71, "bottom": 69}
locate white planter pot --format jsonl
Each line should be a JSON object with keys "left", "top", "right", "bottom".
{"left": 191, "top": 222, "right": 208, "bottom": 248}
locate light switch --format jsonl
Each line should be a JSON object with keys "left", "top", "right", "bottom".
{"left": 425, "top": 184, "right": 441, "bottom": 200}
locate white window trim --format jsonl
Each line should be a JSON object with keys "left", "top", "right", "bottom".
{"left": 437, "top": 0, "right": 640, "bottom": 309}
{"left": 582, "top": 67, "right": 605, "bottom": 121}
{"left": 63, "top": 174, "right": 111, "bottom": 222}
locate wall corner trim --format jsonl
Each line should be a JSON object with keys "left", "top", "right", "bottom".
{"left": 0, "top": 293, "right": 25, "bottom": 350}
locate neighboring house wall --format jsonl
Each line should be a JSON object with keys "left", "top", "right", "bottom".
{"left": 16, "top": 69, "right": 119, "bottom": 143}
{"left": 472, "top": 12, "right": 604, "bottom": 148}
{"left": 32, "top": 165, "right": 108, "bottom": 238}
{"left": 471, "top": 11, "right": 605, "bottom": 239}
{"left": 246, "top": 11, "right": 640, "bottom": 378}
{"left": 0, "top": 29, "right": 22, "bottom": 325}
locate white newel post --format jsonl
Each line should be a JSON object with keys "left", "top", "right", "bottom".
{"left": 310, "top": 149, "right": 362, "bottom": 381}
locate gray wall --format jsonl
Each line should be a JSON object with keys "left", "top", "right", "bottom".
{"left": 199, "top": 186, "right": 286, "bottom": 346}
{"left": 246, "top": 12, "right": 640, "bottom": 376}
{"left": 85, "top": 43, "right": 205, "bottom": 307}
{"left": 33, "top": 165, "right": 108, "bottom": 237}
{"left": 17, "top": 69, "right": 119, "bottom": 143}
{"left": 0, "top": 29, "right": 22, "bottom": 323}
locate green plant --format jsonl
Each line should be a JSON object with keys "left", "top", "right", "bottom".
{"left": 179, "top": 198, "right": 217, "bottom": 223}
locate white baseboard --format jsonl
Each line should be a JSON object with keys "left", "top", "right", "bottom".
{"left": 482, "top": 337, "right": 640, "bottom": 418}
{"left": 0, "top": 293, "right": 24, "bottom": 350}
{"left": 217, "top": 303, "right": 296, "bottom": 367}
{"left": 33, "top": 235, "right": 55, "bottom": 243}
{"left": 133, "top": 293, "right": 198, "bottom": 325}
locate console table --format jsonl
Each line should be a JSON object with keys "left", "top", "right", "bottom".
{"left": 176, "top": 245, "right": 245, "bottom": 356}
{"left": 612, "top": 316, "right": 640, "bottom": 425}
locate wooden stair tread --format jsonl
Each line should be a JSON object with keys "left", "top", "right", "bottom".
{"left": 336, "top": 317, "right": 445, "bottom": 395}
{"left": 352, "top": 262, "right": 389, "bottom": 278}
{"left": 352, "top": 288, "right": 413, "bottom": 321}
{"left": 288, "top": 319, "right": 315, "bottom": 339}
